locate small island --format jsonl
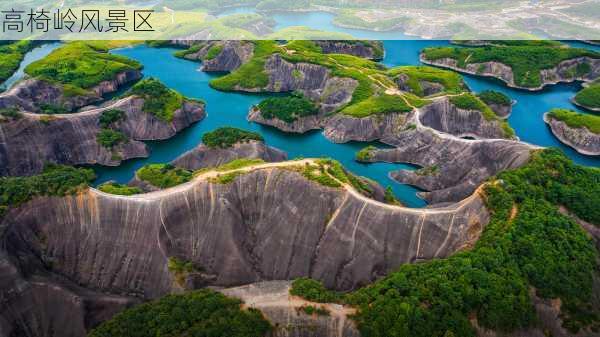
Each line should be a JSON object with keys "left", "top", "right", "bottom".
{"left": 573, "top": 81, "right": 600, "bottom": 112}
{"left": 544, "top": 108, "right": 600, "bottom": 156}
{"left": 421, "top": 41, "right": 600, "bottom": 90}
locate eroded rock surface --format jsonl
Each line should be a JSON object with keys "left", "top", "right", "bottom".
{"left": 422, "top": 55, "right": 600, "bottom": 90}
{"left": 544, "top": 113, "right": 600, "bottom": 156}
{"left": 314, "top": 41, "right": 383, "bottom": 60}
{"left": 0, "top": 70, "right": 142, "bottom": 112}
{"left": 0, "top": 96, "right": 206, "bottom": 176}
{"left": 172, "top": 140, "right": 287, "bottom": 170}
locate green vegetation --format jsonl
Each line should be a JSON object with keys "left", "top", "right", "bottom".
{"left": 97, "top": 182, "right": 142, "bottom": 196}
{"left": 97, "top": 129, "right": 127, "bottom": 149}
{"left": 291, "top": 149, "right": 600, "bottom": 335}
{"left": 422, "top": 44, "right": 599, "bottom": 88}
{"left": 210, "top": 40, "right": 278, "bottom": 91}
{"left": 574, "top": 82, "right": 600, "bottom": 110}
{"left": 128, "top": 78, "right": 185, "bottom": 122}
{"left": 333, "top": 10, "right": 409, "bottom": 32}
{"left": 0, "top": 40, "right": 37, "bottom": 83}
{"left": 201, "top": 127, "right": 264, "bottom": 149}
{"left": 88, "top": 289, "right": 272, "bottom": 337}
{"left": 136, "top": 164, "right": 193, "bottom": 189}
{"left": 384, "top": 186, "right": 401, "bottom": 205}
{"left": 356, "top": 145, "right": 376, "bottom": 162}
{"left": 388, "top": 66, "right": 466, "bottom": 96}
{"left": 215, "top": 158, "right": 265, "bottom": 171}
{"left": 547, "top": 108, "right": 600, "bottom": 134}
{"left": 257, "top": 93, "right": 319, "bottom": 123}
{"left": 25, "top": 42, "right": 141, "bottom": 93}
{"left": 298, "top": 305, "right": 330, "bottom": 316}
{"left": 99, "top": 109, "right": 125, "bottom": 128}
{"left": 299, "top": 163, "right": 342, "bottom": 188}
{"left": 0, "top": 164, "right": 95, "bottom": 217}
{"left": 168, "top": 257, "right": 200, "bottom": 287}
{"left": 205, "top": 45, "right": 224, "bottom": 60}
{"left": 341, "top": 94, "right": 412, "bottom": 117}
{"left": 449, "top": 93, "right": 516, "bottom": 138}
{"left": 477, "top": 90, "right": 512, "bottom": 106}
{"left": 38, "top": 103, "right": 69, "bottom": 115}
{"left": 173, "top": 44, "right": 202, "bottom": 59}
{"left": 210, "top": 171, "right": 244, "bottom": 184}
{"left": 0, "top": 107, "right": 22, "bottom": 122}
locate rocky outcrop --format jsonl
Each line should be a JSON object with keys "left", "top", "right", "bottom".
{"left": 172, "top": 139, "right": 287, "bottom": 170}
{"left": 322, "top": 112, "right": 409, "bottom": 143}
{"left": 220, "top": 281, "right": 360, "bottom": 337}
{"left": 235, "top": 54, "right": 358, "bottom": 113}
{"left": 0, "top": 158, "right": 490, "bottom": 336}
{"left": 395, "top": 74, "right": 445, "bottom": 96}
{"left": 365, "top": 123, "right": 533, "bottom": 204}
{"left": 486, "top": 101, "right": 513, "bottom": 118}
{"left": 544, "top": 113, "right": 600, "bottom": 156}
{"left": 176, "top": 41, "right": 254, "bottom": 72}
{"left": 314, "top": 41, "right": 383, "bottom": 60}
{"left": 0, "top": 96, "right": 206, "bottom": 176}
{"left": 0, "top": 70, "right": 142, "bottom": 112}
{"left": 421, "top": 55, "right": 600, "bottom": 91}
{"left": 418, "top": 98, "right": 512, "bottom": 139}
{"left": 248, "top": 107, "right": 323, "bottom": 134}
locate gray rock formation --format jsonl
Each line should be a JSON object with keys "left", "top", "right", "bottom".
{"left": 219, "top": 281, "right": 360, "bottom": 337}
{"left": 234, "top": 54, "right": 358, "bottom": 113}
{"left": 248, "top": 107, "right": 323, "bottom": 134}
{"left": 0, "top": 96, "right": 206, "bottom": 176}
{"left": 176, "top": 41, "right": 254, "bottom": 72}
{"left": 172, "top": 140, "right": 287, "bottom": 170}
{"left": 314, "top": 41, "right": 384, "bottom": 60}
{"left": 486, "top": 101, "right": 513, "bottom": 118}
{"left": 418, "top": 98, "right": 512, "bottom": 139}
{"left": 0, "top": 70, "right": 142, "bottom": 112}
{"left": 544, "top": 113, "right": 600, "bottom": 156}
{"left": 0, "top": 158, "right": 490, "bottom": 336}
{"left": 367, "top": 122, "right": 533, "bottom": 204}
{"left": 422, "top": 55, "right": 600, "bottom": 91}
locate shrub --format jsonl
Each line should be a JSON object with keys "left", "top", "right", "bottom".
{"left": 341, "top": 94, "right": 413, "bottom": 118}
{"left": 202, "top": 127, "right": 264, "bottom": 149}
{"left": 97, "top": 182, "right": 141, "bottom": 195}
{"left": 0, "top": 107, "right": 22, "bottom": 121}
{"left": 356, "top": 146, "right": 376, "bottom": 162}
{"left": 205, "top": 45, "right": 223, "bottom": 60}
{"left": 136, "top": 164, "right": 193, "bottom": 189}
{"left": 477, "top": 90, "right": 512, "bottom": 106}
{"left": 257, "top": 93, "right": 319, "bottom": 123}
{"left": 88, "top": 289, "right": 272, "bottom": 337}
{"left": 99, "top": 109, "right": 125, "bottom": 128}
{"left": 0, "top": 164, "right": 95, "bottom": 217}
{"left": 129, "top": 78, "right": 184, "bottom": 122}
{"left": 97, "top": 129, "right": 127, "bottom": 148}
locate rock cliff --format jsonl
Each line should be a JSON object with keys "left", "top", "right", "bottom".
{"left": 0, "top": 96, "right": 206, "bottom": 176}
{"left": 544, "top": 113, "right": 600, "bottom": 156}
{"left": 421, "top": 55, "right": 600, "bottom": 91}
{"left": 0, "top": 158, "right": 490, "bottom": 336}
{"left": 314, "top": 41, "right": 383, "bottom": 60}
{"left": 0, "top": 70, "right": 142, "bottom": 112}
{"left": 172, "top": 140, "right": 287, "bottom": 170}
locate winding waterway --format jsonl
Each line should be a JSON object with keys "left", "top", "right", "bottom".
{"left": 5, "top": 11, "right": 599, "bottom": 207}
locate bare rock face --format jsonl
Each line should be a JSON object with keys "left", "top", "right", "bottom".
{"left": 314, "top": 41, "right": 384, "bottom": 60}
{"left": 248, "top": 107, "right": 323, "bottom": 134}
{"left": 219, "top": 281, "right": 360, "bottom": 337}
{"left": 422, "top": 55, "right": 600, "bottom": 91}
{"left": 418, "top": 98, "right": 511, "bottom": 139}
{"left": 0, "top": 70, "right": 142, "bottom": 112}
{"left": 487, "top": 102, "right": 513, "bottom": 118}
{"left": 172, "top": 140, "right": 288, "bottom": 170}
{"left": 367, "top": 124, "right": 533, "bottom": 204}
{"left": 0, "top": 158, "right": 489, "bottom": 336}
{"left": 0, "top": 96, "right": 206, "bottom": 176}
{"left": 202, "top": 41, "right": 254, "bottom": 72}
{"left": 322, "top": 112, "right": 409, "bottom": 143}
{"left": 544, "top": 114, "right": 600, "bottom": 156}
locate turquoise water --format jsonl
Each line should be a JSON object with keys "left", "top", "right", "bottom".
{"left": 95, "top": 46, "right": 426, "bottom": 207}
{"left": 0, "top": 42, "right": 61, "bottom": 90}
{"left": 86, "top": 11, "right": 600, "bottom": 206}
